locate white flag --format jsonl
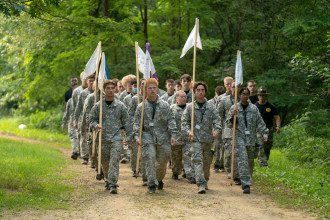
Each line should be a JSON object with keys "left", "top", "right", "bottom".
{"left": 235, "top": 50, "right": 243, "bottom": 86}
{"left": 137, "top": 46, "right": 156, "bottom": 79}
{"left": 180, "top": 21, "right": 202, "bottom": 58}
{"left": 98, "top": 52, "right": 105, "bottom": 90}
{"left": 137, "top": 46, "right": 146, "bottom": 74}
{"left": 83, "top": 42, "right": 101, "bottom": 80}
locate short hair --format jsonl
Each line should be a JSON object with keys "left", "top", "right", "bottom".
{"left": 180, "top": 74, "right": 192, "bottom": 82}
{"left": 239, "top": 87, "right": 249, "bottom": 95}
{"left": 103, "top": 80, "right": 116, "bottom": 90}
{"left": 166, "top": 79, "right": 175, "bottom": 84}
{"left": 121, "top": 74, "right": 136, "bottom": 87}
{"left": 174, "top": 79, "right": 181, "bottom": 86}
{"left": 131, "top": 79, "right": 137, "bottom": 85}
{"left": 112, "top": 78, "right": 119, "bottom": 85}
{"left": 215, "top": 86, "right": 225, "bottom": 96}
{"left": 223, "top": 76, "right": 233, "bottom": 83}
{"left": 86, "top": 74, "right": 95, "bottom": 80}
{"left": 193, "top": 81, "right": 208, "bottom": 93}
{"left": 175, "top": 90, "right": 186, "bottom": 101}
{"left": 144, "top": 78, "right": 158, "bottom": 88}
{"left": 247, "top": 80, "right": 255, "bottom": 85}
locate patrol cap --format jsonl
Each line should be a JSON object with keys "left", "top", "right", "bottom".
{"left": 257, "top": 87, "right": 270, "bottom": 95}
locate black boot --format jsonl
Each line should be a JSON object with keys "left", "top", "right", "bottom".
{"left": 243, "top": 185, "right": 250, "bottom": 194}
{"left": 148, "top": 185, "right": 156, "bottom": 194}
{"left": 172, "top": 174, "right": 179, "bottom": 180}
{"left": 157, "top": 180, "right": 164, "bottom": 190}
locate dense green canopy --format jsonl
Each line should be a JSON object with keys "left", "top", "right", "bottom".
{"left": 0, "top": 0, "right": 329, "bottom": 126}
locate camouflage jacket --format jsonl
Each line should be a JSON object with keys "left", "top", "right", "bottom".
{"left": 62, "top": 98, "right": 73, "bottom": 127}
{"left": 123, "top": 93, "right": 135, "bottom": 108}
{"left": 119, "top": 90, "right": 129, "bottom": 102}
{"left": 128, "top": 94, "right": 143, "bottom": 127}
{"left": 158, "top": 88, "right": 166, "bottom": 97}
{"left": 168, "top": 90, "right": 193, "bottom": 105}
{"left": 170, "top": 104, "right": 187, "bottom": 145}
{"left": 161, "top": 92, "right": 174, "bottom": 103}
{"left": 227, "top": 101, "right": 268, "bottom": 146}
{"left": 71, "top": 86, "right": 83, "bottom": 117}
{"left": 133, "top": 97, "right": 177, "bottom": 145}
{"left": 182, "top": 99, "right": 221, "bottom": 143}
{"left": 74, "top": 88, "right": 93, "bottom": 126}
{"left": 81, "top": 92, "right": 100, "bottom": 132}
{"left": 218, "top": 94, "right": 235, "bottom": 139}
{"left": 90, "top": 98, "right": 132, "bottom": 142}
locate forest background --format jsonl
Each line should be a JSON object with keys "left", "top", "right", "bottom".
{"left": 0, "top": 0, "right": 329, "bottom": 201}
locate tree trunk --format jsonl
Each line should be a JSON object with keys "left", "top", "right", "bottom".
{"left": 103, "top": 0, "right": 110, "bottom": 18}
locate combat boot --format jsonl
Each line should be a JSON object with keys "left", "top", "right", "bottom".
{"left": 243, "top": 185, "right": 250, "bottom": 194}
{"left": 110, "top": 186, "right": 117, "bottom": 194}
{"left": 157, "top": 180, "right": 164, "bottom": 190}
{"left": 148, "top": 185, "right": 156, "bottom": 194}
{"left": 234, "top": 178, "right": 241, "bottom": 185}
{"left": 172, "top": 174, "right": 179, "bottom": 180}
{"left": 198, "top": 185, "right": 206, "bottom": 194}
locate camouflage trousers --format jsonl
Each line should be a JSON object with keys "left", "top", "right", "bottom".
{"left": 191, "top": 142, "right": 212, "bottom": 187}
{"left": 142, "top": 143, "right": 171, "bottom": 187}
{"left": 235, "top": 143, "right": 257, "bottom": 186}
{"left": 129, "top": 141, "right": 146, "bottom": 181}
{"left": 68, "top": 125, "right": 78, "bottom": 154}
{"left": 171, "top": 145, "right": 183, "bottom": 175}
{"left": 88, "top": 131, "right": 98, "bottom": 168}
{"left": 182, "top": 143, "right": 195, "bottom": 179}
{"left": 101, "top": 141, "right": 122, "bottom": 187}
{"left": 120, "top": 130, "right": 129, "bottom": 160}
{"left": 223, "top": 139, "right": 238, "bottom": 177}
{"left": 258, "top": 128, "right": 274, "bottom": 165}
{"left": 79, "top": 130, "right": 90, "bottom": 160}
{"left": 213, "top": 136, "right": 225, "bottom": 169}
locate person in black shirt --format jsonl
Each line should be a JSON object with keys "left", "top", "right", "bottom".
{"left": 64, "top": 77, "right": 78, "bottom": 103}
{"left": 247, "top": 80, "right": 258, "bottom": 104}
{"left": 255, "top": 87, "right": 281, "bottom": 165}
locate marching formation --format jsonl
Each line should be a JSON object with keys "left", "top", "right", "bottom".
{"left": 61, "top": 18, "right": 280, "bottom": 195}
{"left": 62, "top": 73, "right": 281, "bottom": 195}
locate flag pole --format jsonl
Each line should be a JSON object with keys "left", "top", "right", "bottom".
{"left": 136, "top": 83, "right": 146, "bottom": 177}
{"left": 92, "top": 42, "right": 101, "bottom": 165}
{"left": 191, "top": 18, "right": 198, "bottom": 138}
{"left": 135, "top": 42, "right": 142, "bottom": 177}
{"left": 97, "top": 52, "right": 105, "bottom": 177}
{"left": 230, "top": 50, "right": 240, "bottom": 180}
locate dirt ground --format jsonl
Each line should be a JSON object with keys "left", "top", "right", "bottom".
{"left": 1, "top": 134, "right": 316, "bottom": 220}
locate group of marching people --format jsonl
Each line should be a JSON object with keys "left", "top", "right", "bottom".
{"left": 62, "top": 72, "right": 281, "bottom": 195}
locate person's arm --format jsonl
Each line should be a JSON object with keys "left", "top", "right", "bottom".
{"left": 274, "top": 115, "right": 281, "bottom": 133}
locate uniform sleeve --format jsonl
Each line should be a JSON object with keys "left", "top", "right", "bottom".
{"left": 211, "top": 105, "right": 222, "bottom": 134}
{"left": 133, "top": 104, "right": 142, "bottom": 141}
{"left": 121, "top": 104, "right": 133, "bottom": 140}
{"left": 89, "top": 104, "right": 100, "bottom": 130}
{"left": 255, "top": 107, "right": 269, "bottom": 136}
{"left": 62, "top": 100, "right": 70, "bottom": 127}
{"left": 166, "top": 104, "right": 178, "bottom": 139}
{"left": 181, "top": 104, "right": 191, "bottom": 135}
{"left": 226, "top": 105, "right": 235, "bottom": 128}
{"left": 74, "top": 93, "right": 83, "bottom": 125}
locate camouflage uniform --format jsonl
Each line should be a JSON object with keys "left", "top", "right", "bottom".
{"left": 181, "top": 99, "right": 222, "bottom": 188}
{"left": 161, "top": 93, "right": 174, "bottom": 103}
{"left": 62, "top": 98, "right": 78, "bottom": 154}
{"left": 71, "top": 85, "right": 84, "bottom": 154}
{"left": 158, "top": 88, "right": 166, "bottom": 97}
{"left": 119, "top": 90, "right": 129, "bottom": 102}
{"left": 133, "top": 97, "right": 177, "bottom": 189}
{"left": 90, "top": 98, "right": 132, "bottom": 188}
{"left": 74, "top": 88, "right": 93, "bottom": 160}
{"left": 227, "top": 102, "right": 268, "bottom": 187}
{"left": 122, "top": 93, "right": 136, "bottom": 161}
{"left": 218, "top": 94, "right": 236, "bottom": 176}
{"left": 170, "top": 104, "right": 194, "bottom": 180}
{"left": 168, "top": 90, "right": 192, "bottom": 105}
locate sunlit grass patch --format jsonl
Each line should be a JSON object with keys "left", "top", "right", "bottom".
{"left": 0, "top": 117, "right": 69, "bottom": 145}
{"left": 0, "top": 138, "right": 73, "bottom": 212}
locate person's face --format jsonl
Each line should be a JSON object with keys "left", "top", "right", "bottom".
{"left": 181, "top": 79, "right": 191, "bottom": 91}
{"left": 126, "top": 81, "right": 133, "bottom": 92}
{"left": 175, "top": 84, "right": 182, "bottom": 92}
{"left": 87, "top": 78, "right": 94, "bottom": 90}
{"left": 224, "top": 80, "right": 232, "bottom": 92}
{"left": 176, "top": 93, "right": 187, "bottom": 105}
{"left": 117, "top": 82, "right": 124, "bottom": 92}
{"left": 258, "top": 94, "right": 267, "bottom": 104}
{"left": 195, "top": 85, "right": 206, "bottom": 100}
{"left": 146, "top": 83, "right": 158, "bottom": 99}
{"left": 166, "top": 82, "right": 174, "bottom": 93}
{"left": 248, "top": 82, "right": 256, "bottom": 94}
{"left": 70, "top": 78, "right": 78, "bottom": 87}
{"left": 240, "top": 90, "right": 250, "bottom": 102}
{"left": 105, "top": 84, "right": 116, "bottom": 98}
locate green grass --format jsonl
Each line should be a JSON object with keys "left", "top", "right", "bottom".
{"left": 0, "top": 138, "right": 74, "bottom": 213}
{"left": 254, "top": 149, "right": 330, "bottom": 218}
{"left": 0, "top": 118, "right": 69, "bottom": 145}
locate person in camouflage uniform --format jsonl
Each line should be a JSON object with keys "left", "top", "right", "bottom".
{"left": 119, "top": 74, "right": 136, "bottom": 102}
{"left": 133, "top": 78, "right": 177, "bottom": 194}
{"left": 74, "top": 75, "right": 95, "bottom": 164}
{"left": 170, "top": 90, "right": 195, "bottom": 182}
{"left": 71, "top": 72, "right": 87, "bottom": 156}
{"left": 182, "top": 82, "right": 222, "bottom": 194}
{"left": 216, "top": 76, "right": 233, "bottom": 104}
{"left": 90, "top": 80, "right": 132, "bottom": 194}
{"left": 209, "top": 86, "right": 225, "bottom": 173}
{"left": 161, "top": 79, "right": 175, "bottom": 102}
{"left": 227, "top": 87, "right": 268, "bottom": 194}
{"left": 168, "top": 74, "right": 193, "bottom": 105}
{"left": 218, "top": 82, "right": 238, "bottom": 179}
{"left": 62, "top": 98, "right": 79, "bottom": 159}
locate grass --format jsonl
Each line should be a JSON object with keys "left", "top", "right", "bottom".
{"left": 0, "top": 118, "right": 69, "bottom": 145}
{"left": 254, "top": 149, "right": 330, "bottom": 218}
{"left": 0, "top": 138, "right": 74, "bottom": 214}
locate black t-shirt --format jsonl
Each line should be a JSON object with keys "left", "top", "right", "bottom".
{"left": 249, "top": 95, "right": 258, "bottom": 104}
{"left": 64, "top": 88, "right": 73, "bottom": 102}
{"left": 255, "top": 102, "right": 278, "bottom": 128}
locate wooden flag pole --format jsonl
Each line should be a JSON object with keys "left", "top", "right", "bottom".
{"left": 136, "top": 84, "right": 146, "bottom": 176}
{"left": 230, "top": 50, "right": 240, "bottom": 181}
{"left": 92, "top": 42, "right": 101, "bottom": 160}
{"left": 97, "top": 52, "right": 104, "bottom": 176}
{"left": 191, "top": 18, "right": 198, "bottom": 138}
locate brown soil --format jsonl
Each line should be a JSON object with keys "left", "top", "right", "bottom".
{"left": 0, "top": 134, "right": 316, "bottom": 220}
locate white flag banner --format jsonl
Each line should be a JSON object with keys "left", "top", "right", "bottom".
{"left": 235, "top": 50, "right": 243, "bottom": 86}
{"left": 83, "top": 42, "right": 102, "bottom": 80}
{"left": 98, "top": 52, "right": 105, "bottom": 90}
{"left": 137, "top": 46, "right": 146, "bottom": 74}
{"left": 180, "top": 22, "right": 202, "bottom": 58}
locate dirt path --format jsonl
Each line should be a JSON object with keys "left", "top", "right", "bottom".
{"left": 1, "top": 134, "right": 316, "bottom": 220}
